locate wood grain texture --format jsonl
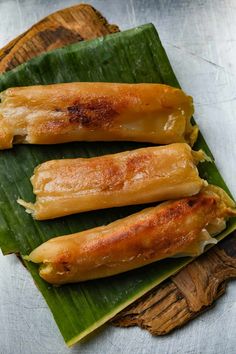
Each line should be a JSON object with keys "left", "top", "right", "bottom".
{"left": 0, "top": 1, "right": 236, "bottom": 345}
{"left": 0, "top": 3, "right": 119, "bottom": 73}
{"left": 113, "top": 232, "right": 236, "bottom": 334}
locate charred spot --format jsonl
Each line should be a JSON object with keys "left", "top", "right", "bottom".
{"left": 67, "top": 98, "right": 118, "bottom": 129}
{"left": 187, "top": 199, "right": 198, "bottom": 207}
{"left": 186, "top": 194, "right": 217, "bottom": 209}
{"left": 61, "top": 262, "right": 71, "bottom": 272}
{"left": 67, "top": 100, "right": 117, "bottom": 128}
{"left": 99, "top": 161, "right": 124, "bottom": 191}
{"left": 126, "top": 153, "right": 152, "bottom": 174}
{"left": 54, "top": 107, "right": 63, "bottom": 112}
{"left": 198, "top": 195, "right": 217, "bottom": 208}
{"left": 40, "top": 120, "right": 67, "bottom": 132}
{"left": 165, "top": 205, "right": 184, "bottom": 219}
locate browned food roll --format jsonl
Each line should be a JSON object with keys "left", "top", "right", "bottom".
{"left": 0, "top": 82, "right": 197, "bottom": 150}
{"left": 18, "top": 143, "right": 207, "bottom": 220}
{"left": 26, "top": 185, "right": 236, "bottom": 285}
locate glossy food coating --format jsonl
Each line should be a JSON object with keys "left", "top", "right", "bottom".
{"left": 18, "top": 143, "right": 206, "bottom": 220}
{"left": 27, "top": 186, "right": 236, "bottom": 284}
{"left": 0, "top": 82, "right": 196, "bottom": 149}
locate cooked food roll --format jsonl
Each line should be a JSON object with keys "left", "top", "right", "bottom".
{"left": 26, "top": 185, "right": 236, "bottom": 284}
{"left": 0, "top": 82, "right": 197, "bottom": 150}
{"left": 18, "top": 143, "right": 207, "bottom": 220}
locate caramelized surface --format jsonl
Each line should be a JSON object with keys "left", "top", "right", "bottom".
{"left": 28, "top": 186, "right": 236, "bottom": 284}
{"left": 18, "top": 143, "right": 206, "bottom": 219}
{"left": 0, "top": 82, "right": 196, "bottom": 149}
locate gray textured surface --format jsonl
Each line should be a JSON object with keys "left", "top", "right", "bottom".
{"left": 0, "top": 0, "right": 236, "bottom": 353}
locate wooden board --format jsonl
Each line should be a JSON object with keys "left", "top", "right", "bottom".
{"left": 0, "top": 3, "right": 119, "bottom": 73}
{"left": 0, "top": 3, "right": 235, "bottom": 337}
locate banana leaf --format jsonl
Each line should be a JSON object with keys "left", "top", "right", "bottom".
{"left": 0, "top": 23, "right": 235, "bottom": 346}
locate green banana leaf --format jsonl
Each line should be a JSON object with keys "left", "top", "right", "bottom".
{"left": 0, "top": 23, "right": 235, "bottom": 346}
